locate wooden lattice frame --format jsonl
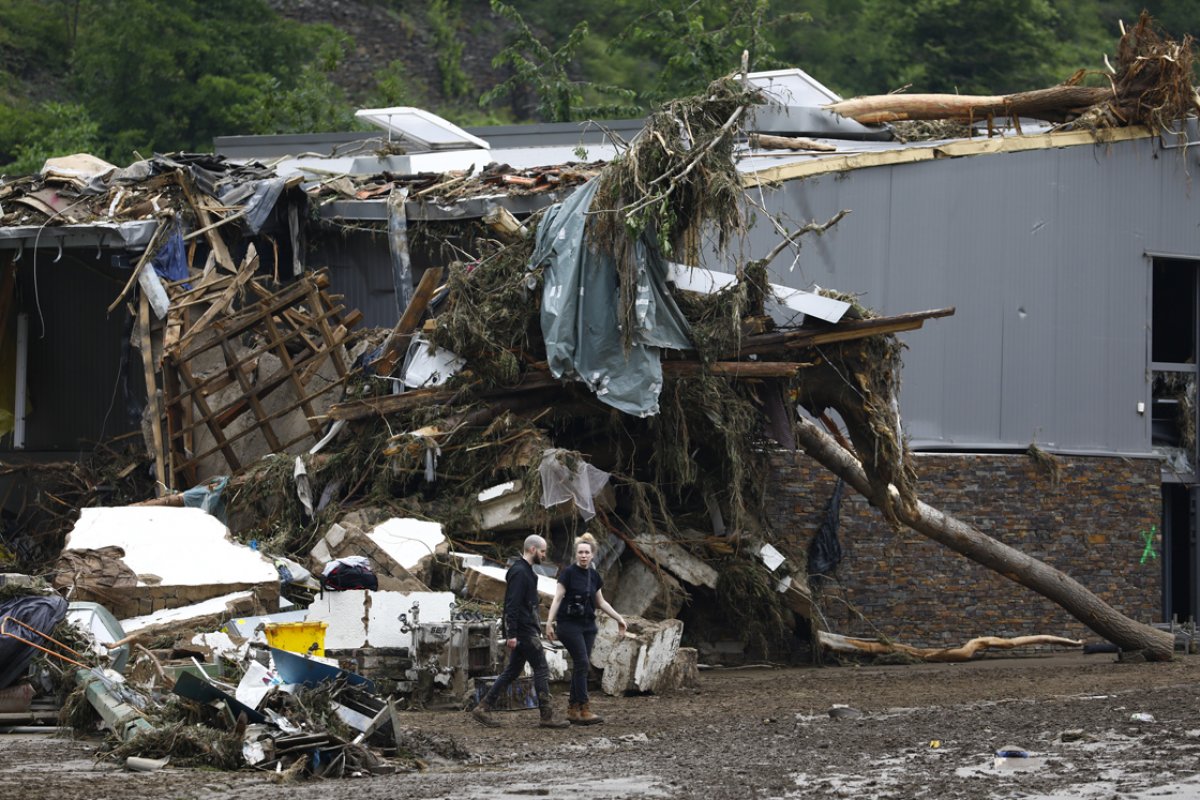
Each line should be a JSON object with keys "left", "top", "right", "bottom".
{"left": 158, "top": 270, "right": 361, "bottom": 489}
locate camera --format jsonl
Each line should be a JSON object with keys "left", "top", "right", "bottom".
{"left": 565, "top": 599, "right": 587, "bottom": 618}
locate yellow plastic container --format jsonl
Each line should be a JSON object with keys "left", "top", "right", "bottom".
{"left": 264, "top": 621, "right": 328, "bottom": 657}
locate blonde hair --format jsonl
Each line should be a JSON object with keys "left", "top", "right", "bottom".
{"left": 575, "top": 532, "right": 598, "bottom": 553}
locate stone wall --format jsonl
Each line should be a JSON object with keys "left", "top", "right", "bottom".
{"left": 766, "top": 451, "right": 1162, "bottom": 646}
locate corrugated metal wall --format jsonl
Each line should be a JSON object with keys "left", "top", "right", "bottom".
{"left": 747, "top": 134, "right": 1200, "bottom": 456}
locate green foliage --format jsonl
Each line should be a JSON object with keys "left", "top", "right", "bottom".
{"left": 69, "top": 0, "right": 355, "bottom": 158}
{"left": 370, "top": 59, "right": 428, "bottom": 108}
{"left": 881, "top": 0, "right": 1065, "bottom": 94}
{"left": 1, "top": 100, "right": 101, "bottom": 175}
{"left": 429, "top": 0, "right": 472, "bottom": 100}
{"left": 613, "top": 0, "right": 807, "bottom": 99}
{"left": 481, "top": 0, "right": 637, "bottom": 122}
{"left": 0, "top": 0, "right": 1195, "bottom": 168}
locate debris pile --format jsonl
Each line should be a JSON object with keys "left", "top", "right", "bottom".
{"left": 0, "top": 71, "right": 964, "bottom": 775}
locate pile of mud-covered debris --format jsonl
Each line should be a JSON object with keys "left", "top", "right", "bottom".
{"left": 0, "top": 72, "right": 966, "bottom": 776}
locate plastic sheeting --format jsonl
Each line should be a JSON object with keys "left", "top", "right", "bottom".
{"left": 538, "top": 448, "right": 610, "bottom": 521}
{"left": 532, "top": 180, "right": 692, "bottom": 417}
{"left": 0, "top": 594, "right": 68, "bottom": 689}
{"left": 182, "top": 476, "right": 229, "bottom": 520}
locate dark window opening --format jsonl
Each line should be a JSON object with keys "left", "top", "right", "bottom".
{"left": 1152, "top": 259, "right": 1198, "bottom": 363}
{"left": 1162, "top": 484, "right": 1195, "bottom": 623}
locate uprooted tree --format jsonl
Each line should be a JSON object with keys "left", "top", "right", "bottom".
{"left": 826, "top": 13, "right": 1199, "bottom": 131}
{"left": 793, "top": 416, "right": 1175, "bottom": 661}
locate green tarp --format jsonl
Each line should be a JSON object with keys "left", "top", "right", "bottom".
{"left": 532, "top": 181, "right": 692, "bottom": 417}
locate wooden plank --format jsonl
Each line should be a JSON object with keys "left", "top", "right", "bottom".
{"left": 173, "top": 246, "right": 259, "bottom": 355}
{"left": 327, "top": 371, "right": 561, "bottom": 422}
{"left": 108, "top": 218, "right": 170, "bottom": 314}
{"left": 261, "top": 309, "right": 323, "bottom": 438}
{"left": 176, "top": 169, "right": 237, "bottom": 272}
{"left": 174, "top": 366, "right": 244, "bottom": 474}
{"left": 173, "top": 275, "right": 321, "bottom": 362}
{"left": 661, "top": 361, "right": 815, "bottom": 377}
{"left": 162, "top": 360, "right": 191, "bottom": 490}
{"left": 219, "top": 338, "right": 283, "bottom": 452}
{"left": 733, "top": 307, "right": 956, "bottom": 357}
{"left": 171, "top": 374, "right": 350, "bottom": 471}
{"left": 371, "top": 266, "right": 444, "bottom": 376}
{"left": 140, "top": 294, "right": 168, "bottom": 496}
{"left": 305, "top": 284, "right": 349, "bottom": 379}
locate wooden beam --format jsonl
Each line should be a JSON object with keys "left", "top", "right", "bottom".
{"left": 176, "top": 169, "right": 237, "bottom": 272}
{"left": 173, "top": 246, "right": 259, "bottom": 355}
{"left": 261, "top": 308, "right": 324, "bottom": 438}
{"left": 218, "top": 339, "right": 283, "bottom": 452}
{"left": 327, "top": 371, "right": 562, "bottom": 422}
{"left": 661, "top": 360, "right": 816, "bottom": 377}
{"left": 371, "top": 266, "right": 445, "bottom": 376}
{"left": 174, "top": 366, "right": 244, "bottom": 474}
{"left": 733, "top": 307, "right": 956, "bottom": 357}
{"left": 139, "top": 293, "right": 168, "bottom": 495}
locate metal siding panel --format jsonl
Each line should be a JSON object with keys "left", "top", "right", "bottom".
{"left": 1050, "top": 144, "right": 1142, "bottom": 451}
{"left": 312, "top": 231, "right": 401, "bottom": 328}
{"left": 744, "top": 135, "right": 1200, "bottom": 455}
{"left": 996, "top": 153, "right": 1059, "bottom": 448}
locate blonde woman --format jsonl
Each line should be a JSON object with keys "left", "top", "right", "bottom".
{"left": 545, "top": 532, "right": 627, "bottom": 724}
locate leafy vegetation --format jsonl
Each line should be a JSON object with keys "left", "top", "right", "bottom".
{"left": 0, "top": 0, "right": 1194, "bottom": 173}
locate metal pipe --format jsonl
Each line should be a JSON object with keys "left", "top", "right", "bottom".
{"left": 13, "top": 313, "right": 27, "bottom": 449}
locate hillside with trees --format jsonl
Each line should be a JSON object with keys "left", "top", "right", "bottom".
{"left": 1, "top": 0, "right": 1196, "bottom": 173}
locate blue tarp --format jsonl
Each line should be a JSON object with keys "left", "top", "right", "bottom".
{"left": 532, "top": 181, "right": 692, "bottom": 417}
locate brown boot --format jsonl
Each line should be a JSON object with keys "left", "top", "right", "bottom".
{"left": 567, "top": 703, "right": 581, "bottom": 724}
{"left": 471, "top": 701, "right": 501, "bottom": 728}
{"left": 576, "top": 701, "right": 604, "bottom": 725}
{"left": 538, "top": 701, "right": 570, "bottom": 728}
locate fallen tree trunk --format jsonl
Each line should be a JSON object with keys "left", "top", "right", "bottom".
{"left": 794, "top": 416, "right": 1175, "bottom": 661}
{"left": 826, "top": 86, "right": 1111, "bottom": 124}
{"left": 819, "top": 631, "right": 1083, "bottom": 663}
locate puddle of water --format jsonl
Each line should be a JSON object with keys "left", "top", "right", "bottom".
{"left": 954, "top": 756, "right": 1048, "bottom": 779}
{"left": 484, "top": 776, "right": 669, "bottom": 799}
{"left": 1021, "top": 771, "right": 1200, "bottom": 799}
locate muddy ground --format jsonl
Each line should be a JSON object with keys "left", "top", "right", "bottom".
{"left": 3, "top": 652, "right": 1200, "bottom": 800}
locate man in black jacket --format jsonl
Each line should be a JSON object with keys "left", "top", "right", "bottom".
{"left": 471, "top": 534, "right": 568, "bottom": 728}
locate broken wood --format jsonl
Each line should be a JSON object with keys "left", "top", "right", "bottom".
{"left": 483, "top": 206, "right": 528, "bottom": 240}
{"left": 793, "top": 415, "right": 1176, "bottom": 661}
{"left": 327, "top": 371, "right": 563, "bottom": 422}
{"left": 749, "top": 133, "right": 837, "bottom": 152}
{"left": 818, "top": 631, "right": 1083, "bottom": 662}
{"left": 370, "top": 266, "right": 445, "bottom": 376}
{"left": 176, "top": 169, "right": 237, "bottom": 272}
{"left": 172, "top": 245, "right": 259, "bottom": 355}
{"left": 139, "top": 293, "right": 167, "bottom": 495}
{"left": 735, "top": 306, "right": 956, "bottom": 357}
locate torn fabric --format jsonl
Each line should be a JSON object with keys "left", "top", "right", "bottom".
{"left": 532, "top": 180, "right": 692, "bottom": 417}
{"left": 538, "top": 448, "right": 611, "bottom": 521}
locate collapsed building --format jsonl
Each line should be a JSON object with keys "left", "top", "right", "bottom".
{"left": 0, "top": 19, "right": 1198, "bottom": 766}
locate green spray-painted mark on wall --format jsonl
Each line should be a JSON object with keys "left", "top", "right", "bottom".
{"left": 1141, "top": 525, "right": 1158, "bottom": 565}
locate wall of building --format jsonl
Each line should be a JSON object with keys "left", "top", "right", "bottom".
{"left": 743, "top": 130, "right": 1200, "bottom": 456}
{"left": 766, "top": 450, "right": 1162, "bottom": 647}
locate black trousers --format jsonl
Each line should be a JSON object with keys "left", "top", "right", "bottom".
{"left": 482, "top": 635, "right": 552, "bottom": 707}
{"left": 555, "top": 619, "right": 597, "bottom": 705}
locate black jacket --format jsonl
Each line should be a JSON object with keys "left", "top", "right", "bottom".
{"left": 503, "top": 557, "right": 542, "bottom": 639}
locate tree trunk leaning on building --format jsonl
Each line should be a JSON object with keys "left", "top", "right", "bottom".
{"left": 793, "top": 416, "right": 1176, "bottom": 662}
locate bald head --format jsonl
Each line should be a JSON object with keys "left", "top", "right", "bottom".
{"left": 523, "top": 534, "right": 547, "bottom": 565}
